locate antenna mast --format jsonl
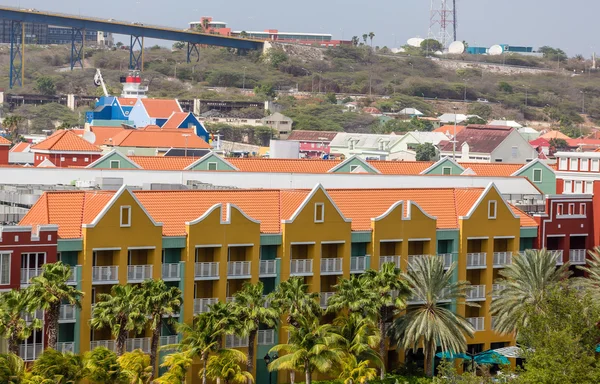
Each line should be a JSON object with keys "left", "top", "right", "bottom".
{"left": 428, "top": 0, "right": 456, "bottom": 48}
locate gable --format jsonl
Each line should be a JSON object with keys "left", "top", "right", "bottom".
{"left": 87, "top": 151, "right": 140, "bottom": 169}
{"left": 186, "top": 203, "right": 260, "bottom": 244}
{"left": 283, "top": 185, "right": 351, "bottom": 227}
{"left": 421, "top": 157, "right": 464, "bottom": 175}
{"left": 460, "top": 184, "right": 519, "bottom": 225}
{"left": 328, "top": 156, "right": 378, "bottom": 174}
{"left": 513, "top": 160, "right": 556, "bottom": 194}
{"left": 186, "top": 153, "right": 237, "bottom": 171}
{"left": 371, "top": 200, "right": 437, "bottom": 239}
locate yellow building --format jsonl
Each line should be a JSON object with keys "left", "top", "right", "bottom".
{"left": 20, "top": 182, "right": 538, "bottom": 381}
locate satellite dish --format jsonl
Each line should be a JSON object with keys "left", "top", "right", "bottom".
{"left": 434, "top": 50, "right": 443, "bottom": 55}
{"left": 448, "top": 41, "right": 465, "bottom": 54}
{"left": 407, "top": 37, "right": 424, "bottom": 47}
{"left": 489, "top": 45, "right": 503, "bottom": 56}
{"left": 82, "top": 131, "right": 96, "bottom": 144}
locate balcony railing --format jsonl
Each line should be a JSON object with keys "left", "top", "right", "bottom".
{"left": 57, "top": 342, "right": 75, "bottom": 354}
{"left": 59, "top": 304, "right": 76, "bottom": 323}
{"left": 22, "top": 309, "right": 44, "bottom": 323}
{"left": 259, "top": 260, "right": 277, "bottom": 277}
{"left": 195, "top": 262, "right": 219, "bottom": 280}
{"left": 320, "top": 292, "right": 335, "bottom": 308}
{"left": 162, "top": 263, "right": 181, "bottom": 280}
{"left": 19, "top": 343, "right": 43, "bottom": 361}
{"left": 90, "top": 340, "right": 116, "bottom": 352}
{"left": 258, "top": 329, "right": 275, "bottom": 345}
{"left": 437, "top": 253, "right": 453, "bottom": 269}
{"left": 127, "top": 265, "right": 153, "bottom": 282}
{"left": 320, "top": 258, "right": 343, "bottom": 275}
{"left": 350, "top": 256, "right": 368, "bottom": 273}
{"left": 290, "top": 259, "right": 313, "bottom": 276}
{"left": 92, "top": 266, "right": 119, "bottom": 284}
{"left": 466, "top": 253, "right": 487, "bottom": 269}
{"left": 467, "top": 317, "right": 485, "bottom": 331}
{"left": 194, "top": 298, "right": 218, "bottom": 315}
{"left": 160, "top": 335, "right": 179, "bottom": 346}
{"left": 407, "top": 288, "right": 451, "bottom": 305}
{"left": 66, "top": 266, "right": 77, "bottom": 285}
{"left": 466, "top": 285, "right": 486, "bottom": 301}
{"left": 126, "top": 337, "right": 151, "bottom": 353}
{"left": 225, "top": 335, "right": 249, "bottom": 348}
{"left": 569, "top": 249, "right": 586, "bottom": 265}
{"left": 491, "top": 284, "right": 505, "bottom": 298}
{"left": 379, "top": 255, "right": 401, "bottom": 269}
{"left": 227, "top": 261, "right": 251, "bottom": 278}
{"left": 552, "top": 250, "right": 564, "bottom": 265}
{"left": 20, "top": 267, "right": 42, "bottom": 285}
{"left": 493, "top": 252, "right": 512, "bottom": 268}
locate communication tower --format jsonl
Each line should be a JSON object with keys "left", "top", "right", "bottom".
{"left": 428, "top": 0, "right": 456, "bottom": 49}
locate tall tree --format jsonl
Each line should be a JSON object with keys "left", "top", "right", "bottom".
{"left": 205, "top": 301, "right": 239, "bottom": 348}
{"left": 271, "top": 277, "right": 320, "bottom": 328}
{"left": 334, "top": 314, "right": 382, "bottom": 368}
{"left": 90, "top": 285, "right": 147, "bottom": 356}
{"left": 389, "top": 255, "right": 475, "bottom": 377}
{"left": 202, "top": 349, "right": 254, "bottom": 384}
{"left": 368, "top": 32, "right": 375, "bottom": 47}
{"left": 2, "top": 115, "right": 23, "bottom": 142}
{"left": 362, "top": 34, "right": 368, "bottom": 44}
{"left": 0, "top": 289, "right": 42, "bottom": 355}
{"left": 29, "top": 262, "right": 83, "bottom": 350}
{"left": 326, "top": 276, "right": 377, "bottom": 315}
{"left": 155, "top": 352, "right": 192, "bottom": 384}
{"left": 30, "top": 349, "right": 85, "bottom": 384}
{"left": 490, "top": 249, "right": 571, "bottom": 335}
{"left": 84, "top": 347, "right": 128, "bottom": 384}
{"left": 139, "top": 279, "right": 182, "bottom": 381}
{"left": 231, "top": 282, "right": 279, "bottom": 374}
{"left": 117, "top": 350, "right": 153, "bottom": 384}
{"left": 0, "top": 353, "right": 26, "bottom": 384}
{"left": 576, "top": 247, "right": 600, "bottom": 300}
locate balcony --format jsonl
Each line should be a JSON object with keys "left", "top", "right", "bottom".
{"left": 320, "top": 258, "right": 343, "bottom": 275}
{"left": 350, "top": 256, "right": 369, "bottom": 273}
{"left": 379, "top": 255, "right": 401, "bottom": 269}
{"left": 127, "top": 265, "right": 153, "bottom": 283}
{"left": 23, "top": 309, "right": 44, "bottom": 323}
{"left": 59, "top": 304, "right": 76, "bottom": 323}
{"left": 90, "top": 340, "right": 116, "bottom": 352}
{"left": 126, "top": 337, "right": 151, "bottom": 353}
{"left": 466, "top": 253, "right": 487, "bottom": 269}
{"left": 569, "top": 249, "right": 586, "bottom": 265}
{"left": 194, "top": 298, "right": 218, "bottom": 315}
{"left": 437, "top": 253, "right": 453, "bottom": 269}
{"left": 290, "top": 259, "right": 313, "bottom": 276}
{"left": 195, "top": 262, "right": 219, "bottom": 280}
{"left": 162, "top": 263, "right": 181, "bottom": 281}
{"left": 552, "top": 250, "right": 564, "bottom": 265}
{"left": 258, "top": 329, "right": 275, "bottom": 345}
{"left": 225, "top": 335, "right": 249, "bottom": 348}
{"left": 92, "top": 266, "right": 119, "bottom": 284}
{"left": 19, "top": 343, "right": 43, "bottom": 361}
{"left": 466, "top": 285, "right": 486, "bottom": 301}
{"left": 20, "top": 267, "right": 42, "bottom": 286}
{"left": 66, "top": 266, "right": 77, "bottom": 285}
{"left": 493, "top": 252, "right": 512, "bottom": 268}
{"left": 319, "top": 292, "right": 335, "bottom": 308}
{"left": 160, "top": 335, "right": 179, "bottom": 346}
{"left": 467, "top": 317, "right": 485, "bottom": 331}
{"left": 491, "top": 284, "right": 505, "bottom": 298}
{"left": 228, "top": 261, "right": 251, "bottom": 279}
{"left": 57, "top": 342, "right": 75, "bottom": 354}
{"left": 259, "top": 260, "right": 277, "bottom": 278}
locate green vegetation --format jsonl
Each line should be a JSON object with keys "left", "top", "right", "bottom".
{"left": 415, "top": 143, "right": 437, "bottom": 161}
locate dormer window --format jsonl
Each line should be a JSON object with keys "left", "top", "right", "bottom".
{"left": 120, "top": 206, "right": 131, "bottom": 227}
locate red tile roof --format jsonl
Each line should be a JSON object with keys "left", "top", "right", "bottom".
{"left": 529, "top": 137, "right": 551, "bottom": 147}
{"left": 287, "top": 130, "right": 339, "bottom": 142}
{"left": 140, "top": 99, "right": 182, "bottom": 118}
{"left": 227, "top": 158, "right": 340, "bottom": 173}
{"left": 540, "top": 130, "right": 570, "bottom": 140}
{"left": 9, "top": 142, "right": 29, "bottom": 152}
{"left": 458, "top": 162, "right": 523, "bottom": 177}
{"left": 105, "top": 130, "right": 210, "bottom": 149}
{"left": 433, "top": 125, "right": 466, "bottom": 135}
{"left": 438, "top": 126, "right": 514, "bottom": 154}
{"left": 0, "top": 136, "right": 11, "bottom": 146}
{"left": 128, "top": 156, "right": 197, "bottom": 170}
{"left": 89, "top": 127, "right": 127, "bottom": 145}
{"left": 118, "top": 98, "right": 137, "bottom": 107}
{"left": 162, "top": 113, "right": 190, "bottom": 129}
{"left": 31, "top": 130, "right": 102, "bottom": 153}
{"left": 367, "top": 160, "right": 434, "bottom": 175}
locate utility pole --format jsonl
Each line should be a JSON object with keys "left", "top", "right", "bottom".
{"left": 453, "top": 0, "right": 457, "bottom": 41}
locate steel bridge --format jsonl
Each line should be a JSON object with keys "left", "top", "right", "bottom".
{"left": 0, "top": 6, "right": 264, "bottom": 88}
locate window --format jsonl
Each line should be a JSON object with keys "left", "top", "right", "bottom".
{"left": 568, "top": 203, "right": 575, "bottom": 215}
{"left": 72, "top": 157, "right": 77, "bottom": 162}
{"left": 120, "top": 206, "right": 131, "bottom": 227}
{"left": 575, "top": 181, "right": 583, "bottom": 193}
{"left": 60, "top": 157, "right": 65, "bottom": 162}
{"left": 442, "top": 167, "right": 452, "bottom": 175}
{"left": 350, "top": 165, "right": 359, "bottom": 172}
{"left": 14, "top": 236, "right": 18, "bottom": 242}
{"left": 586, "top": 181, "right": 594, "bottom": 193}
{"left": 0, "top": 253, "right": 10, "bottom": 285}
{"left": 84, "top": 158, "right": 89, "bottom": 162}
{"left": 495, "top": 158, "right": 503, "bottom": 162}
{"left": 570, "top": 158, "right": 578, "bottom": 170}
{"left": 581, "top": 159, "right": 589, "bottom": 171}
{"left": 314, "top": 203, "right": 324, "bottom": 223}
{"left": 110, "top": 160, "right": 120, "bottom": 169}
{"left": 559, "top": 158, "right": 568, "bottom": 170}
{"left": 581, "top": 203, "right": 587, "bottom": 216}
{"left": 532, "top": 169, "right": 542, "bottom": 183}
{"left": 592, "top": 159, "right": 600, "bottom": 172}
{"left": 564, "top": 180, "right": 572, "bottom": 193}
{"left": 557, "top": 204, "right": 563, "bottom": 215}
{"left": 208, "top": 162, "right": 218, "bottom": 171}
{"left": 488, "top": 200, "right": 497, "bottom": 219}
{"left": 511, "top": 146, "right": 518, "bottom": 158}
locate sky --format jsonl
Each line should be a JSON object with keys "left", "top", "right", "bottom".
{"left": 8, "top": 0, "right": 599, "bottom": 56}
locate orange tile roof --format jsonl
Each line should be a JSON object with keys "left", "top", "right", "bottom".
{"left": 227, "top": 158, "right": 341, "bottom": 173}
{"left": 458, "top": 162, "right": 523, "bottom": 177}
{"left": 90, "top": 127, "right": 127, "bottom": 145}
{"left": 367, "top": 160, "right": 434, "bottom": 175}
{"left": 105, "top": 130, "right": 210, "bottom": 149}
{"left": 9, "top": 142, "right": 29, "bottom": 152}
{"left": 433, "top": 125, "right": 466, "bottom": 135}
{"left": 140, "top": 99, "right": 182, "bottom": 118}
{"left": 0, "top": 136, "right": 11, "bottom": 146}
{"left": 31, "top": 130, "right": 102, "bottom": 153}
{"left": 162, "top": 113, "right": 190, "bottom": 129}
{"left": 118, "top": 98, "right": 137, "bottom": 107}
{"left": 540, "top": 130, "right": 570, "bottom": 140}
{"left": 128, "top": 156, "right": 197, "bottom": 170}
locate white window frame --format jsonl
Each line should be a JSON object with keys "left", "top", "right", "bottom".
{"left": 568, "top": 203, "right": 575, "bottom": 215}
{"left": 0, "top": 253, "right": 10, "bottom": 285}
{"left": 120, "top": 206, "right": 132, "bottom": 227}
{"left": 511, "top": 146, "right": 518, "bottom": 158}
{"left": 72, "top": 157, "right": 77, "bottom": 162}
{"left": 84, "top": 157, "right": 89, "bottom": 162}
{"left": 208, "top": 162, "right": 218, "bottom": 171}
{"left": 581, "top": 203, "right": 587, "bottom": 216}
{"left": 314, "top": 203, "right": 325, "bottom": 223}
{"left": 350, "top": 165, "right": 359, "bottom": 172}
{"left": 442, "top": 167, "right": 452, "bottom": 175}
{"left": 585, "top": 181, "right": 593, "bottom": 194}
{"left": 488, "top": 200, "right": 497, "bottom": 219}
{"left": 581, "top": 159, "right": 589, "bottom": 171}
{"left": 557, "top": 204, "right": 563, "bottom": 215}
{"left": 110, "top": 160, "right": 120, "bottom": 169}
{"left": 570, "top": 158, "right": 578, "bottom": 171}
{"left": 60, "top": 157, "right": 66, "bottom": 162}
{"left": 564, "top": 180, "right": 572, "bottom": 193}
{"left": 592, "top": 159, "right": 600, "bottom": 172}
{"left": 559, "top": 158, "right": 568, "bottom": 170}
{"left": 532, "top": 169, "right": 542, "bottom": 183}
{"left": 575, "top": 181, "right": 583, "bottom": 194}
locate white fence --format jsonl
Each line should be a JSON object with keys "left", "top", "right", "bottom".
{"left": 127, "top": 265, "right": 153, "bottom": 282}
{"left": 195, "top": 262, "right": 219, "bottom": 279}
{"left": 320, "top": 258, "right": 343, "bottom": 274}
{"left": 350, "top": 256, "right": 368, "bottom": 273}
{"left": 227, "top": 261, "right": 251, "bottom": 278}
{"left": 290, "top": 259, "right": 313, "bottom": 276}
{"left": 259, "top": 260, "right": 277, "bottom": 277}
{"left": 466, "top": 253, "right": 486, "bottom": 269}
{"left": 162, "top": 263, "right": 181, "bottom": 280}
{"left": 92, "top": 266, "right": 119, "bottom": 283}
{"left": 493, "top": 252, "right": 512, "bottom": 267}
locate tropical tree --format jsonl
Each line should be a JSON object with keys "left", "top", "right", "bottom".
{"left": 139, "top": 279, "right": 181, "bottom": 380}
{"left": 202, "top": 349, "right": 254, "bottom": 384}
{"left": 271, "top": 277, "right": 320, "bottom": 327}
{"left": 334, "top": 314, "right": 381, "bottom": 367}
{"left": 84, "top": 347, "right": 128, "bottom": 384}
{"left": 90, "top": 284, "right": 147, "bottom": 356}
{"left": 155, "top": 352, "right": 192, "bottom": 384}
{"left": 389, "top": 255, "right": 475, "bottom": 377}
{"left": 351, "top": 36, "right": 359, "bottom": 47}
{"left": 326, "top": 276, "right": 377, "bottom": 315}
{"left": 577, "top": 247, "right": 600, "bottom": 300}
{"left": 338, "top": 355, "right": 377, "bottom": 384}
{"left": 0, "top": 353, "right": 27, "bottom": 384}
{"left": 368, "top": 32, "right": 375, "bottom": 47}
{"left": 232, "top": 282, "right": 279, "bottom": 374}
{"left": 0, "top": 289, "right": 42, "bottom": 355}
{"left": 117, "top": 350, "right": 153, "bottom": 384}
{"left": 29, "top": 349, "right": 85, "bottom": 384}
{"left": 29, "top": 262, "right": 83, "bottom": 350}
{"left": 362, "top": 262, "right": 410, "bottom": 378}
{"left": 204, "top": 301, "right": 239, "bottom": 348}
{"left": 362, "top": 34, "right": 368, "bottom": 44}
{"left": 2, "top": 115, "right": 23, "bottom": 142}
{"left": 269, "top": 314, "right": 344, "bottom": 384}
{"left": 490, "top": 249, "right": 571, "bottom": 335}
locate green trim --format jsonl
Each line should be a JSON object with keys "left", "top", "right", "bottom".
{"left": 57, "top": 239, "right": 83, "bottom": 252}
{"left": 162, "top": 237, "right": 186, "bottom": 249}
{"left": 351, "top": 231, "right": 372, "bottom": 243}
{"left": 260, "top": 234, "right": 282, "bottom": 246}
{"left": 520, "top": 227, "right": 538, "bottom": 238}
{"left": 74, "top": 265, "right": 82, "bottom": 354}
{"left": 178, "top": 262, "right": 185, "bottom": 323}
{"left": 436, "top": 229, "right": 459, "bottom": 242}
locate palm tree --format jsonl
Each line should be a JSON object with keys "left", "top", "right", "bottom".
{"left": 205, "top": 301, "right": 239, "bottom": 348}
{"left": 29, "top": 262, "right": 83, "bottom": 350}
{"left": 271, "top": 277, "right": 320, "bottom": 327}
{"left": 362, "top": 262, "right": 410, "bottom": 378}
{"left": 334, "top": 314, "right": 381, "bottom": 368}
{"left": 203, "top": 349, "right": 254, "bottom": 384}
{"left": 84, "top": 347, "right": 129, "bottom": 384}
{"left": 232, "top": 282, "right": 279, "bottom": 374}
{"left": 117, "top": 350, "right": 153, "bottom": 384}
{"left": 155, "top": 352, "right": 192, "bottom": 384}
{"left": 362, "top": 34, "right": 368, "bottom": 45}
{"left": 0, "top": 289, "right": 42, "bottom": 355}
{"left": 269, "top": 314, "right": 344, "bottom": 384}
{"left": 577, "top": 247, "right": 600, "bottom": 300}
{"left": 327, "top": 276, "right": 377, "bottom": 315}
{"left": 491, "top": 249, "right": 571, "bottom": 335}
{"left": 389, "top": 255, "right": 475, "bottom": 377}
{"left": 338, "top": 355, "right": 377, "bottom": 384}
{"left": 30, "top": 349, "right": 85, "bottom": 383}
{"left": 368, "top": 32, "right": 375, "bottom": 47}
{"left": 139, "top": 279, "right": 181, "bottom": 380}
{"left": 2, "top": 115, "right": 23, "bottom": 141}
{"left": 0, "top": 353, "right": 26, "bottom": 384}
{"left": 90, "top": 284, "right": 147, "bottom": 356}
{"left": 351, "top": 36, "right": 359, "bottom": 47}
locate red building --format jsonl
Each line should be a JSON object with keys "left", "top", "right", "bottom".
{"left": 0, "top": 136, "right": 10, "bottom": 165}
{"left": 286, "top": 130, "right": 338, "bottom": 158}
{"left": 30, "top": 130, "right": 103, "bottom": 167}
